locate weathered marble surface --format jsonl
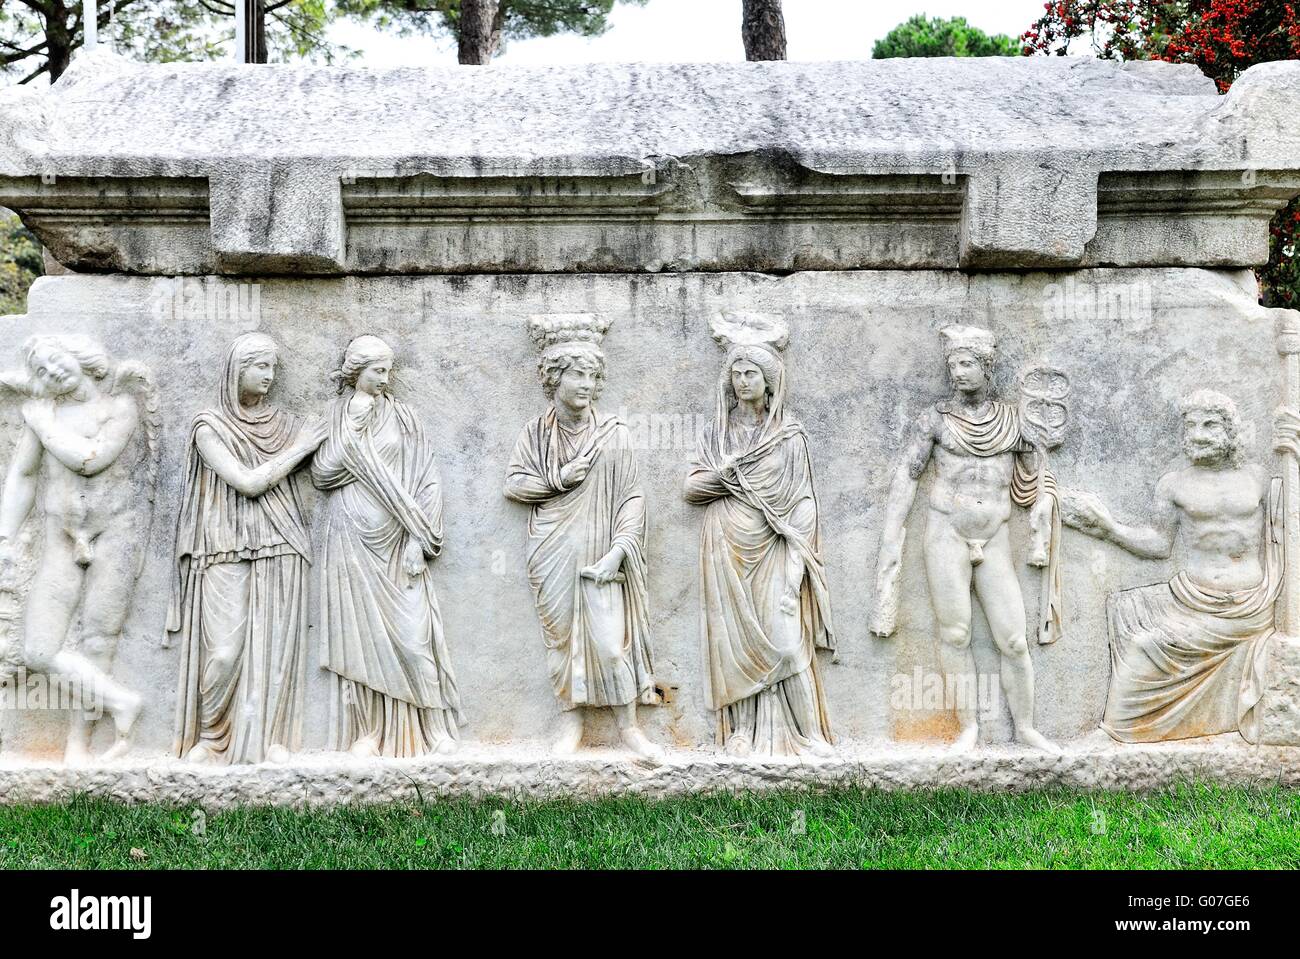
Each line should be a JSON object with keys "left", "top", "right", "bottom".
{"left": 2, "top": 739, "right": 1297, "bottom": 807}
{"left": 0, "top": 266, "right": 1289, "bottom": 768}
{"left": 0, "top": 53, "right": 1296, "bottom": 273}
{"left": 0, "top": 53, "right": 1298, "bottom": 799}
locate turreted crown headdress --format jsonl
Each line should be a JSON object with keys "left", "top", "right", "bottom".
{"left": 527, "top": 313, "right": 610, "bottom": 362}
{"left": 939, "top": 324, "right": 997, "bottom": 364}
{"left": 710, "top": 311, "right": 789, "bottom": 356}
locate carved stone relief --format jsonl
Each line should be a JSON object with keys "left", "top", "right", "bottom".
{"left": 872, "top": 325, "right": 1062, "bottom": 754}
{"left": 1061, "top": 390, "right": 1292, "bottom": 744}
{"left": 0, "top": 334, "right": 159, "bottom": 763}
{"left": 504, "top": 314, "right": 663, "bottom": 765}
{"left": 684, "top": 312, "right": 837, "bottom": 758}
{"left": 166, "top": 332, "right": 321, "bottom": 765}
{"left": 313, "top": 335, "right": 464, "bottom": 759}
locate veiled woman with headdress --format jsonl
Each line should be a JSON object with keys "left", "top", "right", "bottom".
{"left": 684, "top": 312, "right": 836, "bottom": 758}
{"left": 312, "top": 335, "right": 464, "bottom": 758}
{"left": 168, "top": 332, "right": 325, "bottom": 765}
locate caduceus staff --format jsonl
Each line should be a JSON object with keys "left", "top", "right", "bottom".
{"left": 1017, "top": 364, "right": 1070, "bottom": 645}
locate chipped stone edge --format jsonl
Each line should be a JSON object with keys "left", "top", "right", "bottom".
{"left": 1, "top": 739, "right": 1296, "bottom": 808}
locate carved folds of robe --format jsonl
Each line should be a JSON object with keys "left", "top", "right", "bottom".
{"left": 167, "top": 344, "right": 312, "bottom": 765}
{"left": 1102, "top": 480, "right": 1283, "bottom": 743}
{"left": 685, "top": 351, "right": 836, "bottom": 756}
{"left": 313, "top": 394, "right": 464, "bottom": 757}
{"left": 505, "top": 409, "right": 656, "bottom": 710}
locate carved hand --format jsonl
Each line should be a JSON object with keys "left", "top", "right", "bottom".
{"left": 580, "top": 548, "right": 624, "bottom": 586}
{"left": 302, "top": 416, "right": 330, "bottom": 449}
{"left": 1059, "top": 489, "right": 1113, "bottom": 537}
{"left": 779, "top": 587, "right": 799, "bottom": 617}
{"left": 1274, "top": 406, "right": 1300, "bottom": 459}
{"left": 402, "top": 538, "right": 426, "bottom": 581}
{"left": 559, "top": 453, "right": 593, "bottom": 488}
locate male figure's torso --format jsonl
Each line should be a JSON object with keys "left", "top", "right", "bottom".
{"left": 927, "top": 408, "right": 1016, "bottom": 544}
{"left": 1167, "top": 463, "right": 1268, "bottom": 592}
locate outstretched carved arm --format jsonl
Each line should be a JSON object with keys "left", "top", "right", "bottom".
{"left": 196, "top": 423, "right": 321, "bottom": 499}
{"left": 1059, "top": 480, "right": 1177, "bottom": 560}
{"left": 0, "top": 426, "right": 41, "bottom": 542}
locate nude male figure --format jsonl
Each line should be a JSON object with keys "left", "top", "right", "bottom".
{"left": 872, "top": 325, "right": 1059, "bottom": 753}
{"left": 0, "top": 336, "right": 156, "bottom": 762}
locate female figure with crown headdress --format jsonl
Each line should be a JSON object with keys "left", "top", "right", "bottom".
{"left": 168, "top": 332, "right": 324, "bottom": 765}
{"left": 312, "top": 335, "right": 464, "bottom": 758}
{"left": 684, "top": 313, "right": 836, "bottom": 758}
{"left": 504, "top": 314, "right": 663, "bottom": 764}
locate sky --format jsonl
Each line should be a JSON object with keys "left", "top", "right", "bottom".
{"left": 327, "top": 0, "right": 1050, "bottom": 68}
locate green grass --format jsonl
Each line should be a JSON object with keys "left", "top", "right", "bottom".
{"left": 1, "top": 783, "right": 1297, "bottom": 869}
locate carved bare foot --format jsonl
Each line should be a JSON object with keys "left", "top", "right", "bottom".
{"left": 434, "top": 738, "right": 459, "bottom": 756}
{"left": 100, "top": 691, "right": 143, "bottom": 762}
{"left": 265, "top": 744, "right": 290, "bottom": 764}
{"left": 64, "top": 738, "right": 92, "bottom": 767}
{"left": 1016, "top": 727, "right": 1062, "bottom": 755}
{"left": 949, "top": 724, "right": 979, "bottom": 753}
{"left": 620, "top": 726, "right": 665, "bottom": 766}
{"left": 552, "top": 711, "right": 584, "bottom": 756}
{"left": 349, "top": 736, "right": 380, "bottom": 759}
{"left": 724, "top": 733, "right": 752, "bottom": 758}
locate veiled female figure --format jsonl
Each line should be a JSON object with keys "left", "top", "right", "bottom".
{"left": 169, "top": 332, "right": 324, "bottom": 765}
{"left": 313, "top": 335, "right": 464, "bottom": 758}
{"left": 684, "top": 315, "right": 836, "bottom": 758}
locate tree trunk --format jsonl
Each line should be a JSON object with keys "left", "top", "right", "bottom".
{"left": 741, "top": 0, "right": 786, "bottom": 61}
{"left": 45, "top": 2, "right": 74, "bottom": 82}
{"left": 248, "top": 0, "right": 268, "bottom": 64}
{"left": 458, "top": 0, "right": 501, "bottom": 65}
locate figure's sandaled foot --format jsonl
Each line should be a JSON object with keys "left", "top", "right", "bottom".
{"left": 265, "top": 744, "right": 291, "bottom": 764}
{"left": 1017, "top": 727, "right": 1062, "bottom": 755}
{"left": 434, "top": 738, "right": 459, "bottom": 756}
{"left": 949, "top": 725, "right": 980, "bottom": 753}
{"left": 349, "top": 737, "right": 380, "bottom": 759}
{"left": 1076, "top": 727, "right": 1117, "bottom": 750}
{"left": 724, "top": 734, "right": 752, "bottom": 758}
{"left": 805, "top": 737, "right": 836, "bottom": 759}
{"left": 185, "top": 742, "right": 216, "bottom": 765}
{"left": 620, "top": 727, "right": 665, "bottom": 766}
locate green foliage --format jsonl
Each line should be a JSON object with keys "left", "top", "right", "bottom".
{"left": 873, "top": 14, "right": 1020, "bottom": 59}
{"left": 333, "top": 0, "right": 643, "bottom": 49}
{"left": 2, "top": 783, "right": 1297, "bottom": 869}
{"left": 0, "top": 210, "right": 43, "bottom": 317}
